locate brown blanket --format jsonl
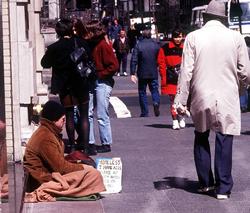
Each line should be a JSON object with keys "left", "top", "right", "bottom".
{"left": 24, "top": 166, "right": 106, "bottom": 202}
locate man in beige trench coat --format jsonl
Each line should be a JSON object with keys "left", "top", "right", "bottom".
{"left": 174, "top": 0, "right": 250, "bottom": 200}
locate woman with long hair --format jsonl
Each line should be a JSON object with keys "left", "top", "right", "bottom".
{"left": 85, "top": 20, "right": 119, "bottom": 154}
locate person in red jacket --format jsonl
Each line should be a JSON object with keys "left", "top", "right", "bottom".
{"left": 158, "top": 29, "right": 184, "bottom": 129}
{"left": 85, "top": 20, "right": 119, "bottom": 154}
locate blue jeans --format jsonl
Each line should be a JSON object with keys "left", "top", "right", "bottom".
{"left": 89, "top": 79, "right": 113, "bottom": 145}
{"left": 138, "top": 79, "right": 160, "bottom": 117}
{"left": 240, "top": 89, "right": 248, "bottom": 111}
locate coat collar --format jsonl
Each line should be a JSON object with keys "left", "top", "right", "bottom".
{"left": 203, "top": 20, "right": 227, "bottom": 29}
{"left": 40, "top": 118, "right": 62, "bottom": 138}
{"left": 142, "top": 38, "right": 154, "bottom": 42}
{"left": 169, "top": 41, "right": 184, "bottom": 49}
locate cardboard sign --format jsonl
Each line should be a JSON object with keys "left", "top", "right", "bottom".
{"left": 96, "top": 157, "right": 122, "bottom": 194}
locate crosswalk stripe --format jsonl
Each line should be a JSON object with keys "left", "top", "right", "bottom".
{"left": 109, "top": 96, "right": 131, "bottom": 118}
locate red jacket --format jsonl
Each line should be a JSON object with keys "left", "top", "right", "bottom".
{"left": 157, "top": 41, "right": 183, "bottom": 95}
{"left": 92, "top": 38, "right": 119, "bottom": 79}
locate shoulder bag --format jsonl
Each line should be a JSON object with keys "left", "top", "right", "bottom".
{"left": 70, "top": 38, "right": 95, "bottom": 78}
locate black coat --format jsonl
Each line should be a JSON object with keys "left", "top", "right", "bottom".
{"left": 130, "top": 38, "right": 160, "bottom": 79}
{"left": 41, "top": 37, "right": 90, "bottom": 99}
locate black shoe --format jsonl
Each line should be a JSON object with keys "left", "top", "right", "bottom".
{"left": 241, "top": 107, "right": 248, "bottom": 113}
{"left": 140, "top": 114, "right": 149, "bottom": 117}
{"left": 86, "top": 144, "right": 97, "bottom": 156}
{"left": 153, "top": 104, "right": 160, "bottom": 117}
{"left": 197, "top": 186, "right": 215, "bottom": 193}
{"left": 76, "top": 145, "right": 85, "bottom": 152}
{"left": 96, "top": 145, "right": 111, "bottom": 153}
{"left": 69, "top": 144, "right": 78, "bottom": 152}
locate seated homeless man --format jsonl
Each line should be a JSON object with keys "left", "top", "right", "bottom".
{"left": 23, "top": 100, "right": 105, "bottom": 200}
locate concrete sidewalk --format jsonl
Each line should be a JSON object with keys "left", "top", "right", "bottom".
{"left": 22, "top": 110, "right": 250, "bottom": 213}
{"left": 17, "top": 73, "right": 250, "bottom": 213}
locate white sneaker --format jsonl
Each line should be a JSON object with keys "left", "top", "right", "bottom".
{"left": 216, "top": 194, "right": 229, "bottom": 200}
{"left": 172, "top": 120, "right": 180, "bottom": 130}
{"left": 179, "top": 117, "right": 186, "bottom": 128}
{"left": 123, "top": 72, "right": 128, "bottom": 76}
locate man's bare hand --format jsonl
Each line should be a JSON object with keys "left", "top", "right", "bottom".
{"left": 173, "top": 103, "right": 190, "bottom": 117}
{"left": 131, "top": 75, "right": 137, "bottom": 84}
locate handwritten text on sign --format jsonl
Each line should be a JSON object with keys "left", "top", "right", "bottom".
{"left": 96, "top": 157, "right": 122, "bottom": 194}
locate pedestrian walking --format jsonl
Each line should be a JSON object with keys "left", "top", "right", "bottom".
{"left": 174, "top": 0, "right": 250, "bottom": 200}
{"left": 158, "top": 28, "right": 185, "bottom": 129}
{"left": 113, "top": 29, "right": 130, "bottom": 76}
{"left": 110, "top": 18, "right": 122, "bottom": 43}
{"left": 85, "top": 20, "right": 119, "bottom": 154}
{"left": 41, "top": 18, "right": 91, "bottom": 153}
{"left": 130, "top": 28, "right": 161, "bottom": 117}
{"left": 23, "top": 100, "right": 105, "bottom": 195}
{"left": 127, "top": 24, "right": 138, "bottom": 53}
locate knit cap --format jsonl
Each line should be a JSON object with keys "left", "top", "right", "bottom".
{"left": 41, "top": 100, "right": 65, "bottom": 122}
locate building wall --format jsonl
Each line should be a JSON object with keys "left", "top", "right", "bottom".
{"left": 1, "top": 0, "right": 47, "bottom": 161}
{"left": 2, "top": 0, "right": 14, "bottom": 161}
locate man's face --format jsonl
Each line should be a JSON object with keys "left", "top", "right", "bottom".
{"left": 120, "top": 30, "right": 125, "bottom": 38}
{"left": 54, "top": 115, "right": 66, "bottom": 131}
{"left": 173, "top": 33, "right": 183, "bottom": 45}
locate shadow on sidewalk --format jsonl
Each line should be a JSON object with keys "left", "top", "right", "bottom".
{"left": 153, "top": 177, "right": 214, "bottom": 198}
{"left": 241, "top": 130, "right": 250, "bottom": 135}
{"left": 145, "top": 123, "right": 194, "bottom": 129}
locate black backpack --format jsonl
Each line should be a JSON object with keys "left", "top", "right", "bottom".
{"left": 70, "top": 38, "right": 95, "bottom": 78}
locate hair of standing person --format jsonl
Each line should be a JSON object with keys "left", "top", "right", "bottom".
{"left": 72, "top": 18, "right": 88, "bottom": 38}
{"left": 142, "top": 29, "right": 151, "bottom": 39}
{"left": 55, "top": 18, "right": 73, "bottom": 38}
{"left": 113, "top": 18, "right": 118, "bottom": 25}
{"left": 85, "top": 20, "right": 106, "bottom": 42}
{"left": 172, "top": 28, "right": 183, "bottom": 38}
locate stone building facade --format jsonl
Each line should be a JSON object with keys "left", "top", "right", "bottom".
{"left": 1, "top": 0, "right": 48, "bottom": 162}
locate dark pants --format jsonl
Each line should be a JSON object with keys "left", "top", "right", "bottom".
{"left": 240, "top": 88, "right": 248, "bottom": 112}
{"left": 65, "top": 103, "right": 89, "bottom": 150}
{"left": 138, "top": 79, "right": 160, "bottom": 117}
{"left": 194, "top": 130, "right": 233, "bottom": 195}
{"left": 117, "top": 53, "right": 128, "bottom": 74}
